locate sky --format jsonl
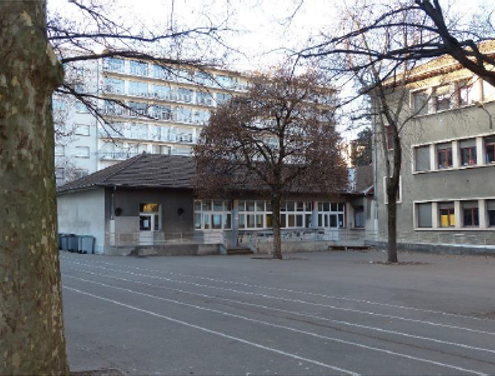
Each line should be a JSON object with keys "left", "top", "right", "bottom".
{"left": 48, "top": 0, "right": 494, "bottom": 138}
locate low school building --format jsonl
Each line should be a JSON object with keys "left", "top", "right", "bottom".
{"left": 57, "top": 154, "right": 373, "bottom": 255}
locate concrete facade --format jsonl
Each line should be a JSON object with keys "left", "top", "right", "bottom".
{"left": 57, "top": 188, "right": 106, "bottom": 253}
{"left": 374, "top": 59, "right": 495, "bottom": 251}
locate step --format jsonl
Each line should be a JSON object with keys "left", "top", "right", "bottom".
{"left": 227, "top": 248, "right": 253, "bottom": 255}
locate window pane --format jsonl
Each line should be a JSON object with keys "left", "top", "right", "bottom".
{"left": 461, "top": 147, "right": 477, "bottom": 166}
{"left": 194, "top": 201, "right": 201, "bottom": 211}
{"left": 296, "top": 202, "right": 304, "bottom": 212}
{"left": 415, "top": 146, "right": 431, "bottom": 171}
{"left": 266, "top": 214, "right": 273, "bottom": 228}
{"left": 194, "top": 213, "right": 202, "bottom": 229}
{"left": 256, "top": 214, "right": 263, "bottom": 228}
{"left": 224, "top": 214, "right": 231, "bottom": 229}
{"left": 139, "top": 216, "right": 151, "bottom": 231}
{"left": 417, "top": 203, "right": 432, "bottom": 228}
{"left": 203, "top": 214, "right": 210, "bottom": 229}
{"left": 413, "top": 90, "right": 429, "bottom": 115}
{"left": 238, "top": 200, "right": 245, "bottom": 212}
{"left": 202, "top": 201, "right": 212, "bottom": 211}
{"left": 246, "top": 201, "right": 255, "bottom": 211}
{"left": 338, "top": 214, "right": 344, "bottom": 227}
{"left": 239, "top": 214, "right": 245, "bottom": 229}
{"left": 247, "top": 214, "right": 255, "bottom": 228}
{"left": 296, "top": 215, "right": 303, "bottom": 227}
{"left": 330, "top": 215, "right": 337, "bottom": 227}
{"left": 256, "top": 201, "right": 264, "bottom": 212}
{"left": 287, "top": 201, "right": 295, "bottom": 211}
{"left": 266, "top": 201, "right": 272, "bottom": 211}
{"left": 213, "top": 200, "right": 223, "bottom": 211}
{"left": 305, "top": 214, "right": 312, "bottom": 228}
{"left": 212, "top": 214, "right": 222, "bottom": 229}
{"left": 305, "top": 202, "right": 312, "bottom": 211}
{"left": 280, "top": 214, "right": 286, "bottom": 228}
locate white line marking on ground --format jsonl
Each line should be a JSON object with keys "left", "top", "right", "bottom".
{"left": 63, "top": 276, "right": 488, "bottom": 376}
{"left": 60, "top": 257, "right": 492, "bottom": 322}
{"left": 63, "top": 285, "right": 359, "bottom": 376}
{"left": 68, "top": 267, "right": 495, "bottom": 356}
{"left": 63, "top": 260, "right": 495, "bottom": 337}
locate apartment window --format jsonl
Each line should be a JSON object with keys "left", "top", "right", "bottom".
{"left": 55, "top": 145, "right": 65, "bottom": 156}
{"left": 459, "top": 139, "right": 477, "bottom": 166}
{"left": 129, "top": 61, "right": 148, "bottom": 76}
{"left": 74, "top": 169, "right": 89, "bottom": 179}
{"left": 75, "top": 124, "right": 90, "bottom": 136}
{"left": 176, "top": 107, "right": 192, "bottom": 123}
{"left": 128, "top": 101, "right": 148, "bottom": 117}
{"left": 436, "top": 143, "right": 453, "bottom": 169}
{"left": 412, "top": 90, "right": 429, "bottom": 115}
{"left": 194, "top": 110, "right": 211, "bottom": 125}
{"left": 152, "top": 144, "right": 171, "bottom": 155}
{"left": 53, "top": 99, "right": 66, "bottom": 111}
{"left": 485, "top": 137, "right": 495, "bottom": 164}
{"left": 76, "top": 102, "right": 90, "bottom": 113}
{"left": 178, "top": 88, "right": 193, "bottom": 103}
{"left": 128, "top": 81, "right": 148, "bottom": 97}
{"left": 173, "top": 147, "right": 192, "bottom": 156}
{"left": 483, "top": 80, "right": 495, "bottom": 102}
{"left": 139, "top": 203, "right": 160, "bottom": 231}
{"left": 487, "top": 200, "right": 495, "bottom": 227}
{"left": 196, "top": 71, "right": 213, "bottom": 86}
{"left": 416, "top": 203, "right": 432, "bottom": 228}
{"left": 104, "top": 100, "right": 124, "bottom": 116}
{"left": 197, "top": 91, "right": 214, "bottom": 106}
{"left": 415, "top": 145, "right": 431, "bottom": 171}
{"left": 439, "top": 202, "right": 455, "bottom": 227}
{"left": 434, "top": 85, "right": 451, "bottom": 112}
{"left": 216, "top": 75, "right": 234, "bottom": 88}
{"left": 462, "top": 201, "right": 479, "bottom": 227}
{"left": 129, "top": 124, "right": 148, "bottom": 139}
{"left": 75, "top": 146, "right": 90, "bottom": 158}
{"left": 152, "top": 84, "right": 171, "bottom": 99}
{"left": 104, "top": 78, "right": 125, "bottom": 94}
{"left": 154, "top": 105, "right": 173, "bottom": 121}
{"left": 457, "top": 79, "right": 473, "bottom": 107}
{"left": 216, "top": 93, "right": 232, "bottom": 105}
{"left": 153, "top": 65, "right": 171, "bottom": 80}
{"left": 194, "top": 200, "right": 231, "bottom": 230}
{"left": 104, "top": 58, "right": 125, "bottom": 73}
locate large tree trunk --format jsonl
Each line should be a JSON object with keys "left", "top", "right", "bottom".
{"left": 271, "top": 192, "right": 283, "bottom": 260}
{"left": 0, "top": 1, "right": 68, "bottom": 374}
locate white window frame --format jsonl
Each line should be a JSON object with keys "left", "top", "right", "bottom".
{"left": 74, "top": 146, "right": 90, "bottom": 158}
{"left": 75, "top": 124, "right": 90, "bottom": 136}
{"left": 383, "top": 176, "right": 402, "bottom": 205}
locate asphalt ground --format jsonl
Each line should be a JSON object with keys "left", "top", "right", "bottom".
{"left": 60, "top": 250, "right": 495, "bottom": 375}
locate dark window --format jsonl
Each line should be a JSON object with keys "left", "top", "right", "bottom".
{"left": 412, "top": 90, "right": 429, "bottom": 115}
{"left": 458, "top": 80, "right": 473, "bottom": 107}
{"left": 460, "top": 139, "right": 477, "bottom": 166}
{"left": 486, "top": 138, "right": 495, "bottom": 164}
{"left": 462, "top": 201, "right": 479, "bottom": 227}
{"left": 487, "top": 200, "right": 495, "bottom": 227}
{"left": 437, "top": 143, "right": 453, "bottom": 169}
{"left": 385, "top": 125, "right": 394, "bottom": 150}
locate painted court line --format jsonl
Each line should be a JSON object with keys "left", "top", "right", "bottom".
{"left": 63, "top": 285, "right": 359, "bottom": 376}
{"left": 68, "top": 267, "right": 495, "bottom": 356}
{"left": 61, "top": 257, "right": 492, "bottom": 322}
{"left": 63, "top": 275, "right": 488, "bottom": 376}
{"left": 63, "top": 260, "right": 495, "bottom": 337}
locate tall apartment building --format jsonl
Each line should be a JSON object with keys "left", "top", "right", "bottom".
{"left": 373, "top": 45, "right": 495, "bottom": 252}
{"left": 53, "top": 57, "right": 249, "bottom": 185}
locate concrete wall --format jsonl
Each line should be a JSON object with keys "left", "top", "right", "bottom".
{"left": 113, "top": 188, "right": 194, "bottom": 235}
{"left": 374, "top": 68, "right": 495, "bottom": 247}
{"left": 57, "top": 188, "right": 106, "bottom": 253}
{"left": 105, "top": 244, "right": 221, "bottom": 257}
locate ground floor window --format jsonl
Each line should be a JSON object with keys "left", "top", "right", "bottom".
{"left": 139, "top": 203, "right": 160, "bottom": 231}
{"left": 416, "top": 203, "right": 432, "bottom": 228}
{"left": 488, "top": 200, "right": 495, "bottom": 227}
{"left": 462, "top": 201, "right": 479, "bottom": 227}
{"left": 194, "top": 200, "right": 231, "bottom": 230}
{"left": 318, "top": 202, "right": 345, "bottom": 228}
{"left": 439, "top": 202, "right": 455, "bottom": 227}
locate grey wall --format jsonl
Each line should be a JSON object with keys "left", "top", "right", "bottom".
{"left": 113, "top": 188, "right": 194, "bottom": 234}
{"left": 374, "top": 72, "right": 495, "bottom": 246}
{"left": 57, "top": 188, "right": 106, "bottom": 253}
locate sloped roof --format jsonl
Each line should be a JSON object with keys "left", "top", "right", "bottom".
{"left": 58, "top": 154, "right": 195, "bottom": 193}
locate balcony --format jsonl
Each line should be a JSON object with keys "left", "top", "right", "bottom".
{"left": 98, "top": 151, "right": 139, "bottom": 160}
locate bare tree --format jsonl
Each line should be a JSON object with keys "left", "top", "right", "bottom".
{"left": 194, "top": 66, "right": 348, "bottom": 259}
